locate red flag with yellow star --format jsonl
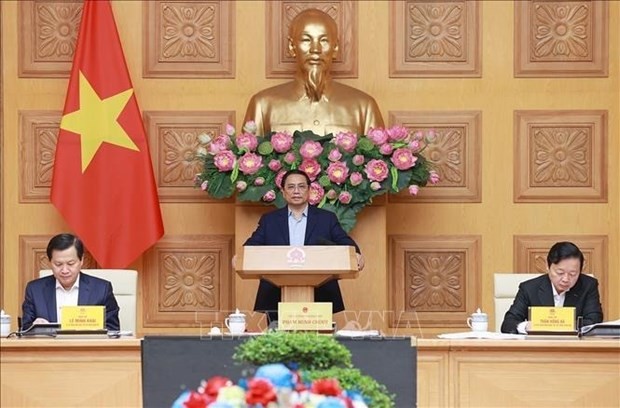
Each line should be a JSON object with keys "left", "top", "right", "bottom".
{"left": 51, "top": 0, "right": 163, "bottom": 268}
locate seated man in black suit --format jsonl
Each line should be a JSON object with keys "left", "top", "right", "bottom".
{"left": 501, "top": 241, "right": 603, "bottom": 334}
{"left": 21, "top": 233, "right": 120, "bottom": 331}
{"left": 243, "top": 169, "right": 364, "bottom": 324}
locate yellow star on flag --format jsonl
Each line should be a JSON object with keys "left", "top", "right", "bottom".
{"left": 60, "top": 71, "right": 139, "bottom": 172}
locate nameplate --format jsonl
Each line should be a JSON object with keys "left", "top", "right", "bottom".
{"left": 278, "top": 302, "right": 332, "bottom": 331}
{"left": 60, "top": 306, "right": 106, "bottom": 330}
{"left": 529, "top": 306, "right": 576, "bottom": 332}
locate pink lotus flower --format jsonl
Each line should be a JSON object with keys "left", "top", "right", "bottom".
{"left": 326, "top": 189, "right": 337, "bottom": 199}
{"left": 370, "top": 181, "right": 381, "bottom": 191}
{"left": 391, "top": 148, "right": 417, "bottom": 170}
{"left": 379, "top": 143, "right": 394, "bottom": 155}
{"left": 367, "top": 128, "right": 388, "bottom": 145}
{"left": 349, "top": 172, "right": 363, "bottom": 186}
{"left": 284, "top": 152, "right": 297, "bottom": 165}
{"left": 338, "top": 191, "right": 352, "bottom": 204}
{"left": 275, "top": 170, "right": 286, "bottom": 188}
{"left": 308, "top": 182, "right": 325, "bottom": 205}
{"left": 208, "top": 135, "right": 231, "bottom": 155}
{"left": 429, "top": 170, "right": 440, "bottom": 184}
{"left": 236, "top": 180, "right": 247, "bottom": 192}
{"left": 262, "top": 190, "right": 276, "bottom": 202}
{"left": 235, "top": 132, "right": 258, "bottom": 152}
{"left": 268, "top": 159, "right": 282, "bottom": 172}
{"left": 243, "top": 120, "right": 257, "bottom": 134}
{"left": 352, "top": 154, "right": 365, "bottom": 166}
{"left": 271, "top": 132, "right": 294, "bottom": 153}
{"left": 225, "top": 124, "right": 235, "bottom": 136}
{"left": 408, "top": 184, "right": 420, "bottom": 195}
{"left": 254, "top": 177, "right": 265, "bottom": 186}
{"left": 334, "top": 131, "right": 358, "bottom": 152}
{"left": 213, "top": 150, "right": 236, "bottom": 171}
{"left": 299, "top": 140, "right": 323, "bottom": 159}
{"left": 200, "top": 180, "right": 208, "bottom": 191}
{"left": 365, "top": 159, "right": 389, "bottom": 182}
{"left": 387, "top": 125, "right": 409, "bottom": 141}
{"left": 327, "top": 161, "right": 349, "bottom": 185}
{"left": 299, "top": 159, "right": 321, "bottom": 181}
{"left": 425, "top": 129, "right": 438, "bottom": 143}
{"left": 327, "top": 149, "right": 342, "bottom": 162}
{"left": 413, "top": 130, "right": 424, "bottom": 141}
{"left": 408, "top": 140, "right": 421, "bottom": 152}
{"left": 238, "top": 152, "right": 262, "bottom": 175}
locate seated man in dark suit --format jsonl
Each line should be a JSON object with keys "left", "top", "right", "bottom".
{"left": 244, "top": 169, "right": 364, "bottom": 324}
{"left": 501, "top": 241, "right": 603, "bottom": 334}
{"left": 21, "top": 233, "right": 120, "bottom": 331}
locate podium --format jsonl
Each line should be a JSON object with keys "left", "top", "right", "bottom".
{"left": 236, "top": 246, "right": 358, "bottom": 302}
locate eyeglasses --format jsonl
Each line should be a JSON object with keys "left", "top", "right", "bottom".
{"left": 285, "top": 184, "right": 308, "bottom": 192}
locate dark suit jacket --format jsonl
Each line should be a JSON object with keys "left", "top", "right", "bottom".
{"left": 21, "top": 273, "right": 120, "bottom": 331}
{"left": 244, "top": 205, "right": 360, "bottom": 314}
{"left": 501, "top": 274, "right": 603, "bottom": 334}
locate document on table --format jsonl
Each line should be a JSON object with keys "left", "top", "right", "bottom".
{"left": 336, "top": 329, "right": 382, "bottom": 337}
{"left": 580, "top": 319, "right": 620, "bottom": 336}
{"left": 437, "top": 331, "right": 525, "bottom": 340}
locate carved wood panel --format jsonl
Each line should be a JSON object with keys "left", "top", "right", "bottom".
{"left": 18, "top": 0, "right": 82, "bottom": 77}
{"left": 389, "top": 235, "right": 481, "bottom": 328}
{"left": 142, "top": 235, "right": 234, "bottom": 327}
{"left": 514, "top": 110, "right": 607, "bottom": 202}
{"left": 388, "top": 111, "right": 481, "bottom": 202}
{"left": 389, "top": 0, "right": 481, "bottom": 77}
{"left": 514, "top": 235, "right": 608, "bottom": 317}
{"left": 514, "top": 1, "right": 608, "bottom": 77}
{"left": 143, "top": 1, "right": 235, "bottom": 78}
{"left": 19, "top": 235, "right": 99, "bottom": 300}
{"left": 144, "top": 110, "right": 235, "bottom": 202}
{"left": 19, "top": 111, "right": 61, "bottom": 202}
{"left": 266, "top": 0, "right": 358, "bottom": 78}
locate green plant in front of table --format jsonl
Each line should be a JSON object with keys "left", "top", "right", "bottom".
{"left": 304, "top": 366, "right": 395, "bottom": 408}
{"left": 232, "top": 331, "right": 352, "bottom": 370}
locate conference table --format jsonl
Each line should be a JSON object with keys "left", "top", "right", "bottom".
{"left": 1, "top": 336, "right": 619, "bottom": 407}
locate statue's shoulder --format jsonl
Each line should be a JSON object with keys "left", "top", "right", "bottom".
{"left": 330, "top": 81, "right": 377, "bottom": 102}
{"left": 250, "top": 81, "right": 297, "bottom": 102}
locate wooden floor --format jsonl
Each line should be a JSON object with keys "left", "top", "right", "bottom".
{"left": 1, "top": 337, "right": 619, "bottom": 407}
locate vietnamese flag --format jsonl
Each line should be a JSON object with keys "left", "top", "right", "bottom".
{"left": 51, "top": 0, "right": 163, "bottom": 268}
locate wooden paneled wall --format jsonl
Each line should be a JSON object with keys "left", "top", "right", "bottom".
{"left": 1, "top": 1, "right": 618, "bottom": 336}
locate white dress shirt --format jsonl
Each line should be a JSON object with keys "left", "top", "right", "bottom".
{"left": 288, "top": 205, "right": 308, "bottom": 247}
{"left": 55, "top": 278, "right": 80, "bottom": 323}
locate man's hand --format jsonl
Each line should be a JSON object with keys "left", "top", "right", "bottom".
{"left": 356, "top": 253, "right": 365, "bottom": 271}
{"left": 33, "top": 318, "right": 49, "bottom": 325}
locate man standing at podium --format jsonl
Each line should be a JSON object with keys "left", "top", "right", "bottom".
{"left": 244, "top": 170, "right": 364, "bottom": 324}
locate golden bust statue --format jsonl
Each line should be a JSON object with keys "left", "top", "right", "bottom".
{"left": 244, "top": 9, "right": 384, "bottom": 136}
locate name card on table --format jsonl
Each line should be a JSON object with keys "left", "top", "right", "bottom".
{"left": 529, "top": 306, "right": 576, "bottom": 332}
{"left": 61, "top": 306, "right": 106, "bottom": 330}
{"left": 278, "top": 302, "right": 332, "bottom": 331}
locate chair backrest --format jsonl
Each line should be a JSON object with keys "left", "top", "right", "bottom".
{"left": 39, "top": 269, "right": 137, "bottom": 333}
{"left": 493, "top": 273, "right": 542, "bottom": 331}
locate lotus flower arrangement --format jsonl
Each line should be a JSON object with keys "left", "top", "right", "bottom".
{"left": 195, "top": 122, "right": 438, "bottom": 232}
